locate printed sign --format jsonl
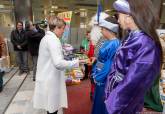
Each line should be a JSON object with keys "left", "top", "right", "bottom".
{"left": 58, "top": 11, "right": 72, "bottom": 43}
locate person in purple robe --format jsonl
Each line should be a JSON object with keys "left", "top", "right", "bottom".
{"left": 104, "top": 0, "right": 163, "bottom": 114}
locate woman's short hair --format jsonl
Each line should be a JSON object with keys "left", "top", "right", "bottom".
{"left": 48, "top": 16, "right": 66, "bottom": 31}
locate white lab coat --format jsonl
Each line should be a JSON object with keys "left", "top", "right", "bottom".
{"left": 33, "top": 31, "right": 79, "bottom": 113}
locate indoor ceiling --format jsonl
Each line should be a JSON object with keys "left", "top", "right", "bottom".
{"left": 0, "top": 0, "right": 165, "bottom": 20}
{"left": 32, "top": 0, "right": 99, "bottom": 13}
{"left": 0, "top": 0, "right": 13, "bottom": 13}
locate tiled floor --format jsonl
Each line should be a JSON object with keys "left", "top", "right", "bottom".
{"left": 1, "top": 68, "right": 163, "bottom": 114}
{"left": 4, "top": 71, "right": 46, "bottom": 114}
{"left": 1, "top": 69, "right": 92, "bottom": 114}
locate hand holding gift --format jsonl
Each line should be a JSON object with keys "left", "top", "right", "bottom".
{"left": 88, "top": 57, "right": 96, "bottom": 65}
{"left": 79, "top": 59, "right": 88, "bottom": 64}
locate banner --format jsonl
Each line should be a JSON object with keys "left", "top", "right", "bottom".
{"left": 97, "top": 0, "right": 103, "bottom": 23}
{"left": 58, "top": 11, "right": 72, "bottom": 44}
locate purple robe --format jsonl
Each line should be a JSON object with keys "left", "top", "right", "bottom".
{"left": 105, "top": 30, "right": 161, "bottom": 114}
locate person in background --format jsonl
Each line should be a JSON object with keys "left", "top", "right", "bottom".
{"left": 25, "top": 21, "right": 45, "bottom": 81}
{"left": 35, "top": 23, "right": 45, "bottom": 36}
{"left": 0, "top": 33, "right": 6, "bottom": 92}
{"left": 80, "top": 31, "right": 90, "bottom": 80}
{"left": 86, "top": 31, "right": 95, "bottom": 82}
{"left": 11, "top": 21, "right": 29, "bottom": 75}
{"left": 143, "top": 33, "right": 165, "bottom": 112}
{"left": 33, "top": 16, "right": 84, "bottom": 114}
{"left": 105, "top": 0, "right": 163, "bottom": 113}
{"left": 87, "top": 34, "right": 95, "bottom": 59}
{"left": 80, "top": 31, "right": 90, "bottom": 53}
{"left": 91, "top": 16, "right": 120, "bottom": 114}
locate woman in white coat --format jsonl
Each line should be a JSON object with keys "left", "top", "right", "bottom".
{"left": 33, "top": 16, "right": 81, "bottom": 114}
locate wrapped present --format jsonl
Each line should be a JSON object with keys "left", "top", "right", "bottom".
{"left": 65, "top": 68, "right": 83, "bottom": 86}
{"left": 65, "top": 75, "right": 73, "bottom": 86}
{"left": 71, "top": 68, "right": 84, "bottom": 79}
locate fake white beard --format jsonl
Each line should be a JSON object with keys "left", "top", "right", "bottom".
{"left": 88, "top": 12, "right": 109, "bottom": 45}
{"left": 90, "top": 25, "right": 103, "bottom": 45}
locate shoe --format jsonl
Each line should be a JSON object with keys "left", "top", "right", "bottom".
{"left": 23, "top": 71, "right": 29, "bottom": 75}
{"left": 33, "top": 75, "right": 36, "bottom": 81}
{"left": 33, "top": 77, "right": 36, "bottom": 81}
{"left": 0, "top": 71, "right": 5, "bottom": 77}
{"left": 19, "top": 70, "right": 24, "bottom": 75}
{"left": 0, "top": 86, "right": 3, "bottom": 92}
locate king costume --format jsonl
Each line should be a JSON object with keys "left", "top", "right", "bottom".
{"left": 105, "top": 30, "right": 161, "bottom": 114}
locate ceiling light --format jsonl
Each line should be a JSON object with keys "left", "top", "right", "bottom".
{"left": 0, "top": 5, "right": 4, "bottom": 8}
{"left": 74, "top": 11, "right": 78, "bottom": 14}
{"left": 50, "top": 10, "right": 54, "bottom": 13}
{"left": 51, "top": 6, "right": 58, "bottom": 9}
{"left": 163, "top": 2, "right": 165, "bottom": 6}
{"left": 105, "top": 9, "right": 111, "bottom": 12}
{"left": 79, "top": 8, "right": 86, "bottom": 11}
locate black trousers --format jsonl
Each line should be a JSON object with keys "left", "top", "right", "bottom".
{"left": 47, "top": 111, "right": 58, "bottom": 114}
{"left": 0, "top": 71, "right": 4, "bottom": 92}
{"left": 84, "top": 64, "right": 89, "bottom": 79}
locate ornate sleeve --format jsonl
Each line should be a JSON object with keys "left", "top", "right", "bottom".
{"left": 105, "top": 43, "right": 160, "bottom": 114}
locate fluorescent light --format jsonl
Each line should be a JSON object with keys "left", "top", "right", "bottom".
{"left": 0, "top": 5, "right": 4, "bottom": 8}
{"left": 105, "top": 9, "right": 111, "bottom": 12}
{"left": 51, "top": 6, "right": 58, "bottom": 9}
{"left": 163, "top": 2, "right": 165, "bottom": 6}
{"left": 50, "top": 10, "right": 54, "bottom": 13}
{"left": 79, "top": 8, "right": 86, "bottom": 11}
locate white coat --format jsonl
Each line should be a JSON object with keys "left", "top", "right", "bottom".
{"left": 33, "top": 31, "right": 79, "bottom": 113}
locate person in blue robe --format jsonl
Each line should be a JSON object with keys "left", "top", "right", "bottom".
{"left": 104, "top": 0, "right": 163, "bottom": 114}
{"left": 91, "top": 16, "right": 120, "bottom": 114}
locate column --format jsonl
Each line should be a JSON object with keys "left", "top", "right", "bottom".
{"left": 13, "top": 0, "right": 33, "bottom": 22}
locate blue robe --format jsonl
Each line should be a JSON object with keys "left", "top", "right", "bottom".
{"left": 105, "top": 30, "right": 161, "bottom": 114}
{"left": 91, "top": 38, "right": 120, "bottom": 114}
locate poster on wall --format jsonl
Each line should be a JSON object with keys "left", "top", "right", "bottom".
{"left": 58, "top": 11, "right": 72, "bottom": 44}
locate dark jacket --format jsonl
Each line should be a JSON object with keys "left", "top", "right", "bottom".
{"left": 26, "top": 29, "right": 45, "bottom": 56}
{"left": 11, "top": 29, "right": 28, "bottom": 51}
{"left": 0, "top": 36, "right": 5, "bottom": 58}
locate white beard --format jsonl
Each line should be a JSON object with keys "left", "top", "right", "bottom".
{"left": 88, "top": 12, "right": 109, "bottom": 45}
{"left": 90, "top": 25, "right": 102, "bottom": 45}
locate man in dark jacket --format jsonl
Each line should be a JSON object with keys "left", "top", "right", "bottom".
{"left": 25, "top": 21, "right": 45, "bottom": 81}
{"left": 11, "top": 21, "right": 29, "bottom": 75}
{"left": 0, "top": 33, "right": 5, "bottom": 92}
